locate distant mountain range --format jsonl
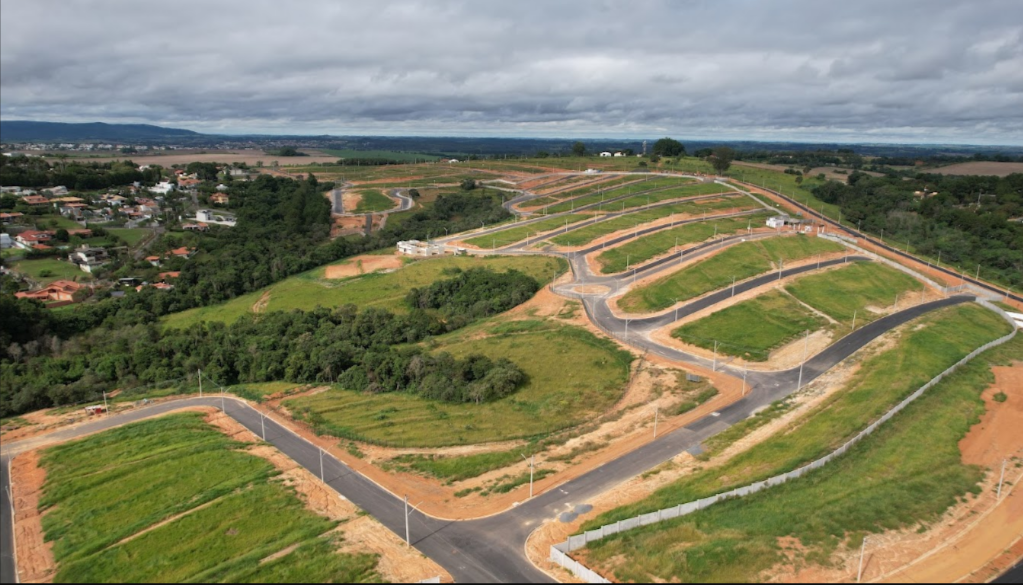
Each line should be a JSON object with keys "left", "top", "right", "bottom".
{"left": 0, "top": 121, "right": 202, "bottom": 142}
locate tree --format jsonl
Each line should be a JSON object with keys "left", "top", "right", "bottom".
{"left": 53, "top": 228, "right": 69, "bottom": 242}
{"left": 460, "top": 178, "right": 477, "bottom": 191}
{"left": 652, "top": 137, "right": 685, "bottom": 158}
{"left": 710, "top": 147, "right": 735, "bottom": 174}
{"left": 571, "top": 141, "right": 587, "bottom": 157}
{"left": 694, "top": 148, "right": 713, "bottom": 158}
{"left": 408, "top": 188, "right": 421, "bottom": 199}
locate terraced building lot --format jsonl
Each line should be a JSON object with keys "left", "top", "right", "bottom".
{"left": 351, "top": 189, "right": 396, "bottom": 213}
{"left": 462, "top": 214, "right": 590, "bottom": 248}
{"left": 617, "top": 235, "right": 846, "bottom": 313}
{"left": 285, "top": 323, "right": 633, "bottom": 447}
{"left": 580, "top": 304, "right": 1014, "bottom": 582}
{"left": 163, "top": 254, "right": 566, "bottom": 329}
{"left": 35, "top": 413, "right": 385, "bottom": 583}
{"left": 595, "top": 212, "right": 771, "bottom": 273}
{"left": 542, "top": 176, "right": 693, "bottom": 213}
{"left": 784, "top": 261, "right": 925, "bottom": 325}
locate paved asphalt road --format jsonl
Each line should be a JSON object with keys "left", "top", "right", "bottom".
{"left": 993, "top": 560, "right": 1022, "bottom": 583}
{"left": 1, "top": 457, "right": 15, "bottom": 585}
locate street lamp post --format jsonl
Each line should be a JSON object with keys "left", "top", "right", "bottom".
{"left": 520, "top": 453, "right": 535, "bottom": 498}
{"left": 797, "top": 330, "right": 810, "bottom": 390}
{"left": 857, "top": 537, "right": 870, "bottom": 583}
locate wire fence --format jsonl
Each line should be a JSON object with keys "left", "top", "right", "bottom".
{"left": 550, "top": 301, "right": 1018, "bottom": 583}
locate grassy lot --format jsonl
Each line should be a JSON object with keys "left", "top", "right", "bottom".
{"left": 785, "top": 262, "right": 924, "bottom": 326}
{"left": 320, "top": 148, "right": 441, "bottom": 162}
{"left": 614, "top": 183, "right": 736, "bottom": 210}
{"left": 549, "top": 199, "right": 743, "bottom": 248}
{"left": 231, "top": 381, "right": 304, "bottom": 403}
{"left": 285, "top": 323, "right": 634, "bottom": 447}
{"left": 27, "top": 214, "right": 82, "bottom": 230}
{"left": 618, "top": 236, "right": 846, "bottom": 313}
{"left": 462, "top": 214, "right": 589, "bottom": 248}
{"left": 10, "top": 258, "right": 88, "bottom": 285}
{"left": 672, "top": 291, "right": 828, "bottom": 361}
{"left": 163, "top": 255, "right": 566, "bottom": 330}
{"left": 385, "top": 449, "right": 524, "bottom": 483}
{"left": 582, "top": 305, "right": 1016, "bottom": 583}
{"left": 108, "top": 227, "right": 149, "bottom": 246}
{"left": 543, "top": 176, "right": 685, "bottom": 213}
{"left": 725, "top": 164, "right": 839, "bottom": 221}
{"left": 596, "top": 213, "right": 771, "bottom": 273}
{"left": 39, "top": 413, "right": 381, "bottom": 583}
{"left": 352, "top": 190, "right": 396, "bottom": 213}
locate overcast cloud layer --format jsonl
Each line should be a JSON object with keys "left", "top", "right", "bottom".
{"left": 2, "top": 0, "right": 1022, "bottom": 144}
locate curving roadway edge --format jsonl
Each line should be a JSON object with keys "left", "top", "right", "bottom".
{"left": 0, "top": 172, "right": 1011, "bottom": 584}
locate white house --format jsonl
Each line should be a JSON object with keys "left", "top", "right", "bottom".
{"left": 69, "top": 245, "right": 109, "bottom": 273}
{"left": 614, "top": 152, "right": 626, "bottom": 157}
{"left": 766, "top": 216, "right": 789, "bottom": 229}
{"left": 195, "top": 209, "right": 236, "bottom": 227}
{"left": 398, "top": 240, "right": 446, "bottom": 256}
{"left": 0, "top": 233, "right": 12, "bottom": 249}
{"left": 599, "top": 152, "right": 612, "bottom": 157}
{"left": 149, "top": 181, "right": 176, "bottom": 195}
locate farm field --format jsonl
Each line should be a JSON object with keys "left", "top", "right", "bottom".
{"left": 549, "top": 199, "right": 747, "bottom": 248}
{"left": 47, "top": 149, "right": 341, "bottom": 166}
{"left": 320, "top": 149, "right": 442, "bottom": 162}
{"left": 672, "top": 290, "right": 828, "bottom": 361}
{"left": 618, "top": 235, "right": 846, "bottom": 313}
{"left": 37, "top": 413, "right": 382, "bottom": 583}
{"left": 162, "top": 255, "right": 566, "bottom": 330}
{"left": 925, "top": 161, "right": 1023, "bottom": 177}
{"left": 10, "top": 258, "right": 89, "bottom": 285}
{"left": 285, "top": 322, "right": 633, "bottom": 447}
{"left": 352, "top": 190, "right": 396, "bottom": 213}
{"left": 596, "top": 212, "right": 770, "bottom": 273}
{"left": 581, "top": 304, "right": 1016, "bottom": 583}
{"left": 462, "top": 214, "right": 589, "bottom": 248}
{"left": 785, "top": 262, "right": 925, "bottom": 325}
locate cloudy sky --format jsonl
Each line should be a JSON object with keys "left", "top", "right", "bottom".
{"left": 2, "top": 0, "right": 1022, "bottom": 144}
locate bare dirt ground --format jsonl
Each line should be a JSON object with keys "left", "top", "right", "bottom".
{"left": 341, "top": 190, "right": 363, "bottom": 211}
{"left": 324, "top": 253, "right": 403, "bottom": 279}
{"left": 331, "top": 215, "right": 368, "bottom": 238}
{"left": 927, "top": 161, "right": 1023, "bottom": 177}
{"left": 38, "top": 149, "right": 340, "bottom": 167}
{"left": 251, "top": 289, "right": 271, "bottom": 314}
{"left": 10, "top": 450, "right": 55, "bottom": 583}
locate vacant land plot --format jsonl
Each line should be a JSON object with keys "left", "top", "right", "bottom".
{"left": 581, "top": 305, "right": 1015, "bottom": 583}
{"left": 163, "top": 255, "right": 566, "bottom": 330}
{"left": 550, "top": 199, "right": 743, "bottom": 248}
{"left": 38, "top": 413, "right": 381, "bottom": 583}
{"left": 614, "top": 183, "right": 735, "bottom": 210}
{"left": 926, "top": 161, "right": 1023, "bottom": 177}
{"left": 785, "top": 262, "right": 924, "bottom": 325}
{"left": 596, "top": 213, "right": 770, "bottom": 273}
{"left": 321, "top": 149, "right": 442, "bottom": 163}
{"left": 108, "top": 227, "right": 149, "bottom": 246}
{"left": 618, "top": 236, "right": 845, "bottom": 313}
{"left": 542, "top": 176, "right": 686, "bottom": 213}
{"left": 10, "top": 258, "right": 89, "bottom": 286}
{"left": 286, "top": 324, "right": 633, "bottom": 447}
{"left": 352, "top": 190, "right": 396, "bottom": 213}
{"left": 672, "top": 291, "right": 827, "bottom": 361}
{"left": 462, "top": 214, "right": 589, "bottom": 248}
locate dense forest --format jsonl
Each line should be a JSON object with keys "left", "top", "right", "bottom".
{"left": 0, "top": 268, "right": 538, "bottom": 416}
{"left": 0, "top": 155, "right": 164, "bottom": 189}
{"left": 813, "top": 172, "right": 1023, "bottom": 288}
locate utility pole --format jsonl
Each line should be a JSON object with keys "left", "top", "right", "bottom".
{"left": 742, "top": 365, "right": 748, "bottom": 397}
{"left": 103, "top": 391, "right": 108, "bottom": 413}
{"left": 797, "top": 330, "right": 809, "bottom": 390}
{"left": 997, "top": 459, "right": 1007, "bottom": 500}
{"left": 731, "top": 276, "right": 736, "bottom": 297}
{"left": 851, "top": 310, "right": 857, "bottom": 331}
{"left": 625, "top": 319, "right": 630, "bottom": 339}
{"left": 260, "top": 412, "right": 266, "bottom": 441}
{"left": 319, "top": 448, "right": 325, "bottom": 484}
{"left": 520, "top": 453, "right": 535, "bottom": 498}
{"left": 198, "top": 369, "right": 202, "bottom": 398}
{"left": 653, "top": 406, "right": 659, "bottom": 438}
{"left": 674, "top": 298, "right": 680, "bottom": 322}
{"left": 894, "top": 293, "right": 899, "bottom": 310}
{"left": 857, "top": 536, "right": 870, "bottom": 583}
{"left": 713, "top": 341, "right": 718, "bottom": 371}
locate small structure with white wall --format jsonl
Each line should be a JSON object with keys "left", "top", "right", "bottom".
{"left": 398, "top": 240, "right": 446, "bottom": 257}
{"left": 195, "top": 209, "right": 236, "bottom": 227}
{"left": 149, "top": 181, "right": 176, "bottom": 195}
{"left": 766, "top": 215, "right": 790, "bottom": 229}
{"left": 599, "top": 152, "right": 612, "bottom": 157}
{"left": 1006, "top": 312, "right": 1023, "bottom": 329}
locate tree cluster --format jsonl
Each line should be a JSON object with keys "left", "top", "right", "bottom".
{"left": 406, "top": 267, "right": 540, "bottom": 327}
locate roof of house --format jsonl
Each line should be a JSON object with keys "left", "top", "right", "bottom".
{"left": 0, "top": 212, "right": 24, "bottom": 219}
{"left": 22, "top": 195, "right": 50, "bottom": 205}
{"left": 17, "top": 230, "right": 52, "bottom": 242}
{"left": 169, "top": 246, "right": 195, "bottom": 256}
{"left": 158, "top": 271, "right": 181, "bottom": 279}
{"left": 145, "top": 255, "right": 161, "bottom": 261}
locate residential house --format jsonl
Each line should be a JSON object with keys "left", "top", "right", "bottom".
{"left": 145, "top": 255, "right": 162, "bottom": 267}
{"left": 59, "top": 202, "right": 89, "bottom": 218}
{"left": 766, "top": 215, "right": 790, "bottom": 229}
{"left": 100, "top": 194, "right": 127, "bottom": 206}
{"left": 177, "top": 178, "right": 201, "bottom": 190}
{"left": 182, "top": 222, "right": 210, "bottom": 232}
{"left": 210, "top": 193, "right": 229, "bottom": 205}
{"left": 0, "top": 233, "right": 12, "bottom": 249}
{"left": 15, "top": 279, "right": 84, "bottom": 303}
{"left": 44, "top": 186, "right": 69, "bottom": 196}
{"left": 21, "top": 195, "right": 50, "bottom": 207}
{"left": 614, "top": 152, "right": 626, "bottom": 157}
{"left": 215, "top": 184, "right": 229, "bottom": 192}
{"left": 0, "top": 212, "right": 25, "bottom": 224}
{"left": 168, "top": 246, "right": 196, "bottom": 259}
{"left": 14, "top": 230, "right": 52, "bottom": 249}
{"left": 397, "top": 240, "right": 446, "bottom": 256}
{"left": 69, "top": 244, "right": 109, "bottom": 273}
{"left": 195, "top": 209, "right": 236, "bottom": 227}
{"left": 158, "top": 271, "right": 181, "bottom": 280}
{"left": 599, "top": 152, "right": 612, "bottom": 157}
{"left": 149, "top": 181, "right": 176, "bottom": 195}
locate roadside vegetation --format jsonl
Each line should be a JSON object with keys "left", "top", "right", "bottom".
{"left": 39, "top": 413, "right": 381, "bottom": 583}
{"left": 618, "top": 235, "right": 845, "bottom": 313}
{"left": 582, "top": 305, "right": 1016, "bottom": 583}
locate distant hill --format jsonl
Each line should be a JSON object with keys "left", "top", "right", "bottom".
{"left": 0, "top": 121, "right": 202, "bottom": 143}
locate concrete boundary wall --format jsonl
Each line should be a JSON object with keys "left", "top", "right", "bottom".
{"left": 550, "top": 301, "right": 1018, "bottom": 583}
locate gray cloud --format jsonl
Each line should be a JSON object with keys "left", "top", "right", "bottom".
{"left": 2, "top": 0, "right": 1022, "bottom": 144}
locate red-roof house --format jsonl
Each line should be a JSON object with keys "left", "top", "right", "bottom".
{"left": 15, "top": 279, "right": 84, "bottom": 303}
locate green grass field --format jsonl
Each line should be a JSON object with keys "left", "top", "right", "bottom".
{"left": 542, "top": 176, "right": 689, "bottom": 213}
{"left": 320, "top": 149, "right": 441, "bottom": 162}
{"left": 785, "top": 262, "right": 924, "bottom": 326}
{"left": 462, "top": 214, "right": 589, "bottom": 248}
{"left": 39, "top": 413, "right": 381, "bottom": 583}
{"left": 285, "top": 323, "right": 634, "bottom": 447}
{"left": 672, "top": 291, "right": 828, "bottom": 361}
{"left": 596, "top": 213, "right": 771, "bottom": 273}
{"left": 10, "top": 258, "right": 89, "bottom": 285}
{"left": 163, "top": 255, "right": 566, "bottom": 330}
{"left": 613, "top": 183, "right": 736, "bottom": 211}
{"left": 618, "top": 236, "right": 846, "bottom": 313}
{"left": 28, "top": 214, "right": 82, "bottom": 230}
{"left": 582, "top": 305, "right": 1016, "bottom": 583}
{"left": 352, "top": 190, "right": 396, "bottom": 213}
{"left": 549, "top": 199, "right": 747, "bottom": 248}
{"left": 108, "top": 227, "right": 149, "bottom": 247}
